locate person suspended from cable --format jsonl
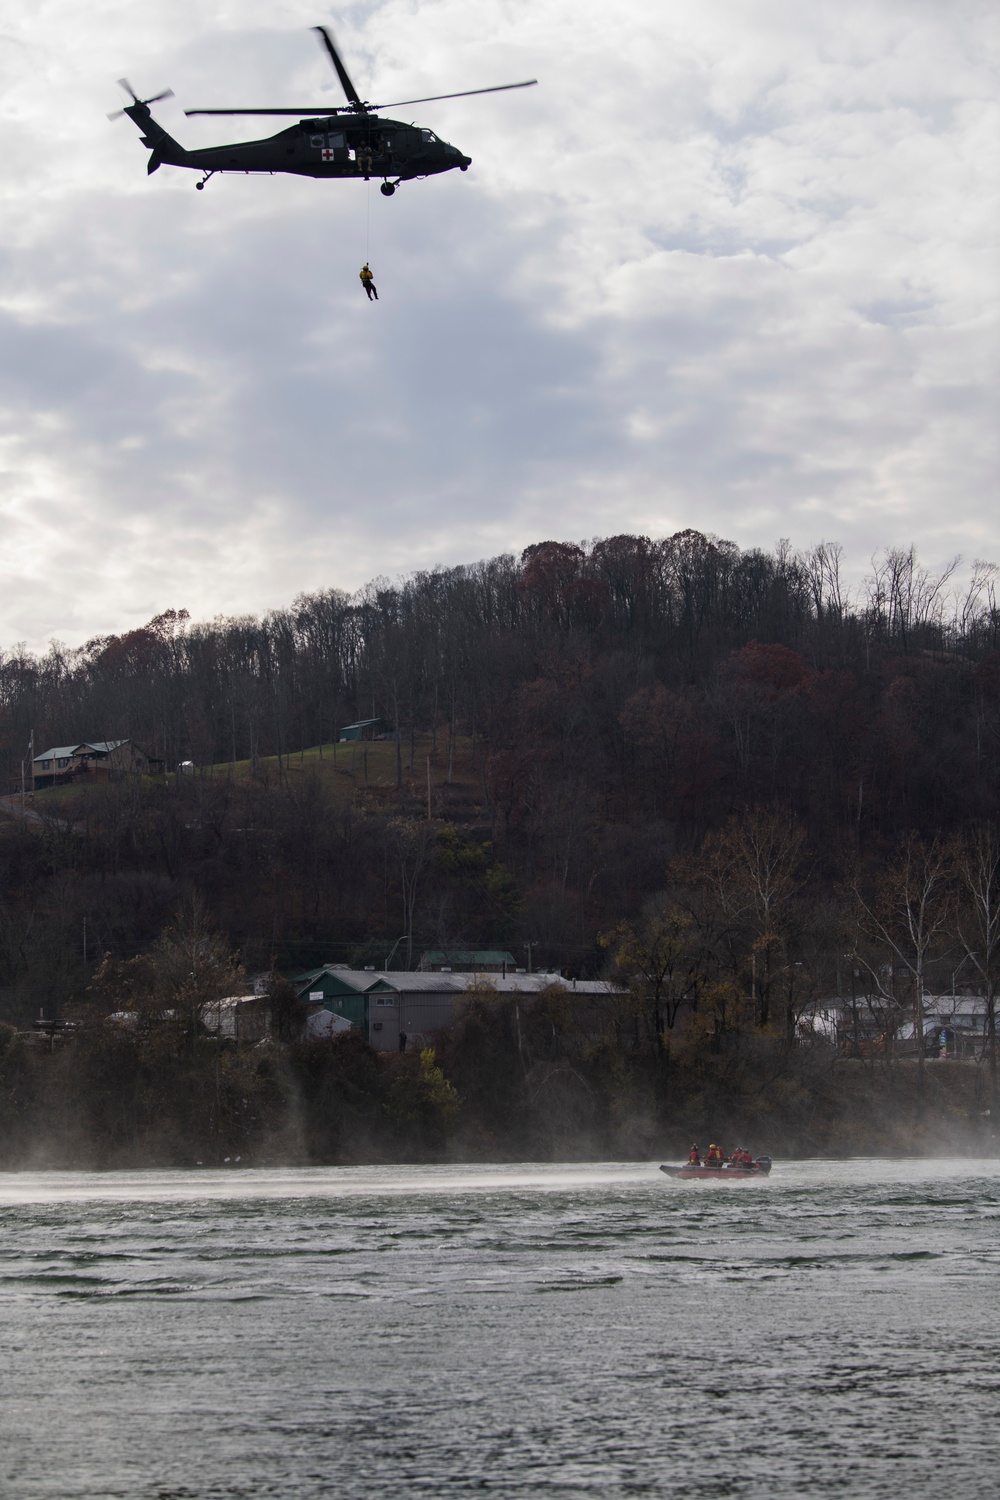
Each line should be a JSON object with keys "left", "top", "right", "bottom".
{"left": 360, "top": 263, "right": 378, "bottom": 301}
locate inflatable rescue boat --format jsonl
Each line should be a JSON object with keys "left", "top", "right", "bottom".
{"left": 660, "top": 1156, "right": 772, "bottom": 1180}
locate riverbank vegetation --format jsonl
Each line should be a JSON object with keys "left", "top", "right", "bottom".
{"left": 0, "top": 990, "right": 992, "bottom": 1168}
{"left": 0, "top": 531, "right": 997, "bottom": 1163}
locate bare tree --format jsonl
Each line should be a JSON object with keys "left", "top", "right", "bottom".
{"left": 698, "top": 807, "right": 808, "bottom": 1034}
{"left": 848, "top": 834, "right": 951, "bottom": 1093}
{"left": 952, "top": 824, "right": 1000, "bottom": 1115}
{"left": 864, "top": 546, "right": 959, "bottom": 655}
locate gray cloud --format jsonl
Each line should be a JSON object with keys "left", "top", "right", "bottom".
{"left": 0, "top": 0, "right": 996, "bottom": 650}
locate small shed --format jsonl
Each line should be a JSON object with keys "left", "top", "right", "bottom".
{"left": 303, "top": 1008, "right": 353, "bottom": 1041}
{"left": 338, "top": 719, "right": 385, "bottom": 743}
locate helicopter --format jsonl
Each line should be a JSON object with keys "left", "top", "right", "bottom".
{"left": 111, "top": 26, "right": 536, "bottom": 195}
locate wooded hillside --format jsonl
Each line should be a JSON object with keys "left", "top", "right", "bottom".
{"left": 0, "top": 530, "right": 997, "bottom": 1026}
{"left": 1, "top": 531, "right": 999, "bottom": 1163}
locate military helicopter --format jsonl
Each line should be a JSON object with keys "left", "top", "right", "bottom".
{"left": 111, "top": 26, "right": 536, "bottom": 195}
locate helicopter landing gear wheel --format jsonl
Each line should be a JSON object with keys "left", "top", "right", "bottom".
{"left": 380, "top": 181, "right": 396, "bottom": 197}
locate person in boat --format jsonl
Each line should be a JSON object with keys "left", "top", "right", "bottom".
{"left": 735, "top": 1148, "right": 754, "bottom": 1169}
{"left": 705, "top": 1142, "right": 724, "bottom": 1169}
{"left": 688, "top": 1144, "right": 701, "bottom": 1166}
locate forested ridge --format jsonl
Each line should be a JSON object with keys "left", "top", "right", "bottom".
{"left": 1, "top": 530, "right": 999, "bottom": 1164}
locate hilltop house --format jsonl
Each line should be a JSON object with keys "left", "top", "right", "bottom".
{"left": 32, "top": 740, "right": 163, "bottom": 789}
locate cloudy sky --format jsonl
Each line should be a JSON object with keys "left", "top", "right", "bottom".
{"left": 0, "top": 0, "right": 997, "bottom": 651}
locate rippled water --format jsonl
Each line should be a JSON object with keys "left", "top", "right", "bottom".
{"left": 2, "top": 1160, "right": 999, "bottom": 1498}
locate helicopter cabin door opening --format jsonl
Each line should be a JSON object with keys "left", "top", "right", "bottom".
{"left": 310, "top": 130, "right": 349, "bottom": 163}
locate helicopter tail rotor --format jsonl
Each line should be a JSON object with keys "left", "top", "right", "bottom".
{"left": 107, "top": 79, "right": 174, "bottom": 121}
{"left": 108, "top": 80, "right": 189, "bottom": 172}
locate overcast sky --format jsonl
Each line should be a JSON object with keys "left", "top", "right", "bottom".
{"left": 0, "top": 0, "right": 997, "bottom": 652}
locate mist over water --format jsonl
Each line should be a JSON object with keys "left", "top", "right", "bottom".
{"left": 3, "top": 1160, "right": 998, "bottom": 1498}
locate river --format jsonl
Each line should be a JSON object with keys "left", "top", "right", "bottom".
{"left": 1, "top": 1159, "right": 998, "bottom": 1498}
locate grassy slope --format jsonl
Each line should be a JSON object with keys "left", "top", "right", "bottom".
{"left": 24, "top": 734, "right": 489, "bottom": 828}
{"left": 198, "top": 734, "right": 489, "bottom": 823}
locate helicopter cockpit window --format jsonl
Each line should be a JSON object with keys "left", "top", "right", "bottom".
{"left": 420, "top": 129, "right": 438, "bottom": 143}
{"left": 328, "top": 132, "right": 346, "bottom": 149}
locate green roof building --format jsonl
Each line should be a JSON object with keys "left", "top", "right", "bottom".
{"left": 337, "top": 719, "right": 385, "bottom": 742}
{"left": 292, "top": 966, "right": 377, "bottom": 1030}
{"left": 418, "top": 949, "right": 517, "bottom": 973}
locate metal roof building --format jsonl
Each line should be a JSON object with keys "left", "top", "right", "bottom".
{"left": 337, "top": 719, "right": 385, "bottom": 742}
{"left": 292, "top": 966, "right": 621, "bottom": 1052}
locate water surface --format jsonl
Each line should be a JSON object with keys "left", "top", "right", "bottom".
{"left": 2, "top": 1160, "right": 998, "bottom": 1498}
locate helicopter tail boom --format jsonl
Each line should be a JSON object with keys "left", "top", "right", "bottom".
{"left": 124, "top": 99, "right": 189, "bottom": 173}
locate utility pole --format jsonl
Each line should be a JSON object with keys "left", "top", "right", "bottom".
{"left": 22, "top": 729, "right": 33, "bottom": 812}
{"left": 426, "top": 755, "right": 432, "bottom": 822}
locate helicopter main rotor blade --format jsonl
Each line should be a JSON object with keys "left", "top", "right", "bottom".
{"left": 313, "top": 25, "right": 363, "bottom": 107}
{"left": 372, "top": 79, "right": 538, "bottom": 110}
{"left": 184, "top": 107, "right": 353, "bottom": 116}
{"left": 185, "top": 78, "right": 539, "bottom": 117}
